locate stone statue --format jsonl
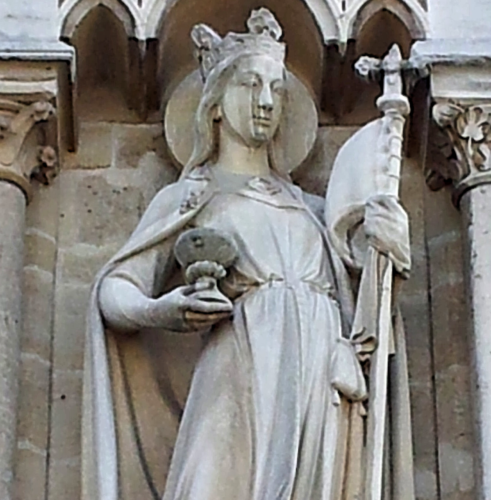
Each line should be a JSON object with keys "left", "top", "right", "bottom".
{"left": 82, "top": 8, "right": 415, "bottom": 500}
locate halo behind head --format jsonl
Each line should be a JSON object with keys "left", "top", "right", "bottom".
{"left": 164, "top": 68, "right": 318, "bottom": 174}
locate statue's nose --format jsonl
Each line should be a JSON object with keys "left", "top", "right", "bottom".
{"left": 258, "top": 85, "right": 274, "bottom": 111}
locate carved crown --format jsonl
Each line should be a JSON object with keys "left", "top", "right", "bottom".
{"left": 191, "top": 8, "right": 286, "bottom": 82}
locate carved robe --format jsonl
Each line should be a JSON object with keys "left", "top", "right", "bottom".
{"left": 162, "top": 169, "right": 364, "bottom": 500}
{"left": 82, "top": 166, "right": 366, "bottom": 500}
{"left": 82, "top": 166, "right": 412, "bottom": 500}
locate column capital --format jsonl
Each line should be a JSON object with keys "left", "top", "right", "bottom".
{"left": 0, "top": 97, "right": 56, "bottom": 201}
{"left": 0, "top": 59, "right": 64, "bottom": 202}
{"left": 411, "top": 39, "right": 491, "bottom": 206}
{"left": 431, "top": 101, "right": 491, "bottom": 206}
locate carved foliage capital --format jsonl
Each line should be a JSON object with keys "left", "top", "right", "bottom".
{"left": 0, "top": 98, "right": 57, "bottom": 201}
{"left": 431, "top": 102, "right": 491, "bottom": 205}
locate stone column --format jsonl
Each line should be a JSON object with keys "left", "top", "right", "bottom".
{"left": 0, "top": 94, "right": 56, "bottom": 500}
{"left": 432, "top": 100, "right": 491, "bottom": 500}
{"left": 411, "top": 38, "right": 491, "bottom": 498}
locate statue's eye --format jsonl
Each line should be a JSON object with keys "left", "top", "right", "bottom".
{"left": 241, "top": 76, "right": 260, "bottom": 88}
{"left": 272, "top": 82, "right": 285, "bottom": 95}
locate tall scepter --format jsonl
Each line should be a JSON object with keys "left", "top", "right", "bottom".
{"left": 326, "top": 43, "right": 428, "bottom": 500}
{"left": 354, "top": 46, "right": 411, "bottom": 500}
{"left": 356, "top": 45, "right": 410, "bottom": 198}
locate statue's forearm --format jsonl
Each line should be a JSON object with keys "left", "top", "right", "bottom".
{"left": 99, "top": 276, "right": 164, "bottom": 332}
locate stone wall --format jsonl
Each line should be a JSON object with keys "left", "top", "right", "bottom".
{"left": 300, "top": 130, "right": 476, "bottom": 500}
{"left": 15, "top": 119, "right": 177, "bottom": 500}
{"left": 11, "top": 107, "right": 477, "bottom": 499}
{"left": 423, "top": 186, "right": 475, "bottom": 500}
{"left": 13, "top": 120, "right": 476, "bottom": 499}
{"left": 3, "top": 0, "right": 485, "bottom": 495}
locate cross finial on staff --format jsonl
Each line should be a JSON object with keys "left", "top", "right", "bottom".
{"left": 355, "top": 44, "right": 406, "bottom": 96}
{"left": 354, "top": 44, "right": 423, "bottom": 116}
{"left": 355, "top": 44, "right": 429, "bottom": 115}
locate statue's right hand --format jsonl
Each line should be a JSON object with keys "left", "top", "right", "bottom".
{"left": 150, "top": 282, "right": 232, "bottom": 332}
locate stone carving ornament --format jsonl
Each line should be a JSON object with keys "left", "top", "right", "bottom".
{"left": 432, "top": 102, "right": 491, "bottom": 204}
{"left": 83, "top": 8, "right": 415, "bottom": 500}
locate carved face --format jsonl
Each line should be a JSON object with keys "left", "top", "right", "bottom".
{"left": 219, "top": 54, "right": 286, "bottom": 147}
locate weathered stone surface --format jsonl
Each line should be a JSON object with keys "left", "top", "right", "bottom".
{"left": 113, "top": 123, "right": 167, "bottom": 169}
{"left": 46, "top": 456, "right": 81, "bottom": 500}
{"left": 47, "top": 368, "right": 82, "bottom": 498}
{"left": 58, "top": 244, "right": 119, "bottom": 285}
{"left": 105, "top": 155, "right": 178, "bottom": 205}
{"left": 12, "top": 447, "right": 47, "bottom": 500}
{"left": 423, "top": 180, "right": 476, "bottom": 499}
{"left": 21, "top": 268, "right": 53, "bottom": 361}
{"left": 15, "top": 173, "right": 59, "bottom": 500}
{"left": 52, "top": 284, "right": 90, "bottom": 372}
{"left": 26, "top": 178, "right": 60, "bottom": 239}
{"left": 77, "top": 180, "right": 144, "bottom": 247}
{"left": 0, "top": 182, "right": 26, "bottom": 500}
{"left": 63, "top": 122, "right": 113, "bottom": 170}
{"left": 58, "top": 172, "right": 145, "bottom": 248}
{"left": 49, "top": 369, "right": 83, "bottom": 463}
{"left": 460, "top": 184, "right": 491, "bottom": 500}
{"left": 0, "top": 0, "right": 57, "bottom": 41}
{"left": 24, "top": 229, "right": 56, "bottom": 273}
{"left": 16, "top": 353, "right": 50, "bottom": 452}
{"left": 397, "top": 157, "right": 440, "bottom": 499}
{"left": 423, "top": 183, "right": 461, "bottom": 240}
{"left": 438, "top": 439, "right": 475, "bottom": 496}
{"left": 414, "top": 466, "right": 439, "bottom": 500}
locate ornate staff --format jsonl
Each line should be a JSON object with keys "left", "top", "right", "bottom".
{"left": 326, "top": 44, "right": 427, "bottom": 500}
{"left": 354, "top": 45, "right": 410, "bottom": 500}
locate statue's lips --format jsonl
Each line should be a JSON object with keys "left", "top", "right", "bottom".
{"left": 253, "top": 115, "right": 272, "bottom": 127}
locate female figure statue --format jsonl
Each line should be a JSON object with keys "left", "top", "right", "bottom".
{"left": 83, "top": 8, "right": 411, "bottom": 500}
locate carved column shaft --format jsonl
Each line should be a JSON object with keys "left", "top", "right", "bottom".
{"left": 459, "top": 185, "right": 491, "bottom": 500}
{"left": 0, "top": 96, "right": 56, "bottom": 499}
{"left": 432, "top": 101, "right": 491, "bottom": 500}
{"left": 0, "top": 183, "right": 26, "bottom": 498}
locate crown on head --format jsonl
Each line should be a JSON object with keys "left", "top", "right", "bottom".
{"left": 191, "top": 8, "right": 286, "bottom": 82}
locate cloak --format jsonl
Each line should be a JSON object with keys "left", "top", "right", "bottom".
{"left": 82, "top": 166, "right": 413, "bottom": 500}
{"left": 81, "top": 168, "right": 357, "bottom": 500}
{"left": 82, "top": 170, "right": 215, "bottom": 500}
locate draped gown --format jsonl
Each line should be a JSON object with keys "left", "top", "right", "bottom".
{"left": 162, "top": 172, "right": 351, "bottom": 500}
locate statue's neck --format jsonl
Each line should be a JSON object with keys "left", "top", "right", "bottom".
{"left": 214, "top": 126, "right": 270, "bottom": 177}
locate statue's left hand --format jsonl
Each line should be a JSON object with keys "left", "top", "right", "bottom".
{"left": 364, "top": 195, "right": 411, "bottom": 277}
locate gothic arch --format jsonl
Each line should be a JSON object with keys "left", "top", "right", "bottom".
{"left": 62, "top": 2, "right": 141, "bottom": 121}
{"left": 150, "top": 0, "right": 330, "bottom": 105}
{"left": 143, "top": 0, "right": 337, "bottom": 41}
{"left": 320, "top": 0, "right": 427, "bottom": 126}
{"left": 60, "top": 0, "right": 139, "bottom": 40}
{"left": 347, "top": 0, "right": 428, "bottom": 41}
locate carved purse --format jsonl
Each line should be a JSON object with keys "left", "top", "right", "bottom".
{"left": 330, "top": 337, "right": 368, "bottom": 404}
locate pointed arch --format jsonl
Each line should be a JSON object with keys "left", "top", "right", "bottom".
{"left": 143, "top": 0, "right": 337, "bottom": 42}
{"left": 60, "top": 0, "right": 138, "bottom": 39}
{"left": 303, "top": 0, "right": 339, "bottom": 43}
{"left": 347, "top": 0, "right": 428, "bottom": 41}
{"left": 148, "top": 0, "right": 329, "bottom": 107}
{"left": 64, "top": 2, "right": 140, "bottom": 120}
{"left": 142, "top": 0, "right": 173, "bottom": 39}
